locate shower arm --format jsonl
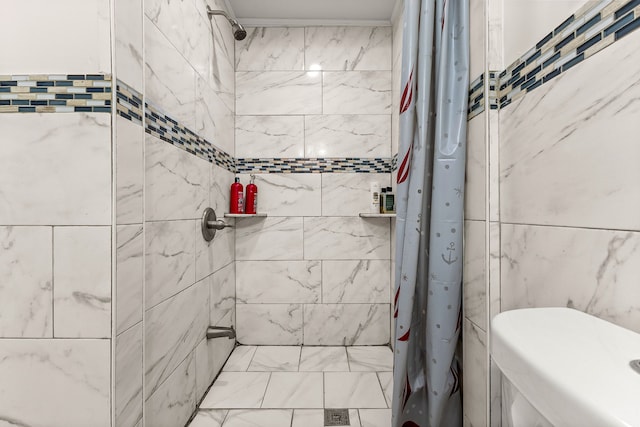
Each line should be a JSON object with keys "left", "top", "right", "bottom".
{"left": 206, "top": 7, "right": 237, "bottom": 25}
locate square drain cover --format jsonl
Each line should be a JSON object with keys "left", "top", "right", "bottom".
{"left": 324, "top": 409, "right": 350, "bottom": 426}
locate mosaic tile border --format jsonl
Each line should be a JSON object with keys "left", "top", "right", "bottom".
{"left": 144, "top": 101, "right": 236, "bottom": 172}
{"left": 0, "top": 74, "right": 112, "bottom": 113}
{"left": 498, "top": 0, "right": 640, "bottom": 108}
{"left": 116, "top": 80, "right": 143, "bottom": 125}
{"left": 235, "top": 157, "right": 393, "bottom": 174}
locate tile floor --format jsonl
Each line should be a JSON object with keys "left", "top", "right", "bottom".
{"left": 190, "top": 345, "right": 393, "bottom": 427}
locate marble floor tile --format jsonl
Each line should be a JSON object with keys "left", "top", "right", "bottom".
{"left": 222, "top": 346, "right": 257, "bottom": 372}
{"left": 359, "top": 409, "right": 392, "bottom": 427}
{"left": 377, "top": 372, "right": 393, "bottom": 408}
{"left": 261, "top": 372, "right": 323, "bottom": 409}
{"left": 292, "top": 409, "right": 361, "bottom": 427}
{"left": 200, "top": 372, "right": 270, "bottom": 409}
{"left": 325, "top": 372, "right": 387, "bottom": 409}
{"left": 299, "top": 347, "right": 349, "bottom": 372}
{"left": 347, "top": 347, "right": 393, "bottom": 372}
{"left": 189, "top": 409, "right": 227, "bottom": 427}
{"left": 248, "top": 346, "right": 301, "bottom": 372}
{"left": 222, "top": 409, "right": 293, "bottom": 427}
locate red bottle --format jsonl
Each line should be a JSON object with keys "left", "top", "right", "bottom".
{"left": 245, "top": 174, "right": 258, "bottom": 214}
{"left": 230, "top": 177, "right": 244, "bottom": 213}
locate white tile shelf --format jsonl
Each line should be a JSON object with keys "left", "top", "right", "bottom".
{"left": 359, "top": 213, "right": 396, "bottom": 218}
{"left": 224, "top": 213, "right": 268, "bottom": 218}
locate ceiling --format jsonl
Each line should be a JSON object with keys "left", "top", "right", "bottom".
{"left": 227, "top": 0, "right": 399, "bottom": 26}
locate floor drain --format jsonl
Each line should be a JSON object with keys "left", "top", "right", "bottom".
{"left": 324, "top": 408, "right": 351, "bottom": 426}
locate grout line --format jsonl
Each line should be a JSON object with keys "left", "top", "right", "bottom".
{"left": 259, "top": 372, "right": 273, "bottom": 408}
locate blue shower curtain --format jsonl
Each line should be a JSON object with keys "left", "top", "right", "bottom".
{"left": 392, "top": 0, "right": 469, "bottom": 426}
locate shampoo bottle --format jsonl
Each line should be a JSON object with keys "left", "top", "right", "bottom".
{"left": 385, "top": 186, "right": 395, "bottom": 213}
{"left": 370, "top": 182, "right": 380, "bottom": 213}
{"left": 230, "top": 177, "right": 244, "bottom": 214}
{"left": 245, "top": 175, "right": 258, "bottom": 215}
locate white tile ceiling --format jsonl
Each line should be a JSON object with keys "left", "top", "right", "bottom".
{"left": 227, "top": 0, "right": 399, "bottom": 26}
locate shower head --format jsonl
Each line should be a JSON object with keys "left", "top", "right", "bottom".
{"left": 206, "top": 6, "right": 247, "bottom": 41}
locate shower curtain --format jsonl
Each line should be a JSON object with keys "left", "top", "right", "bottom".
{"left": 392, "top": 0, "right": 469, "bottom": 426}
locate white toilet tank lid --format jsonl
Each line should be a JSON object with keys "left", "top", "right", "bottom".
{"left": 491, "top": 307, "right": 640, "bottom": 427}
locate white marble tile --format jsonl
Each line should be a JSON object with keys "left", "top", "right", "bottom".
{"left": 222, "top": 409, "right": 293, "bottom": 427}
{"left": 489, "top": 222, "right": 501, "bottom": 321}
{"left": 196, "top": 76, "right": 235, "bottom": 156}
{"left": 207, "top": 333, "right": 237, "bottom": 385}
{"left": 236, "top": 27, "right": 304, "bottom": 71}
{"left": 323, "top": 71, "right": 392, "bottom": 114}
{"left": 305, "top": 27, "right": 392, "bottom": 71}
{"left": 299, "top": 346, "right": 349, "bottom": 372}
{"left": 304, "top": 217, "right": 390, "bottom": 260}
{"left": 305, "top": 115, "right": 391, "bottom": 158}
{"left": 195, "top": 338, "right": 214, "bottom": 399}
{"left": 0, "top": 0, "right": 110, "bottom": 74}
{"left": 347, "top": 347, "right": 393, "bottom": 372}
{"left": 145, "top": 18, "right": 196, "bottom": 129}
{"left": 203, "top": 1, "right": 236, "bottom": 111}
{"left": 211, "top": 165, "right": 236, "bottom": 215}
{"left": 235, "top": 116, "right": 305, "bottom": 158}
{"left": 469, "top": 0, "right": 486, "bottom": 81}
{"left": 465, "top": 113, "right": 486, "bottom": 222}
{"left": 196, "top": 222, "right": 234, "bottom": 283}
{"left": 145, "top": 352, "right": 197, "bottom": 427}
{"left": 325, "top": 372, "right": 387, "bottom": 408}
{"left": 487, "top": 0, "right": 504, "bottom": 70}
{"left": 236, "top": 217, "right": 303, "bottom": 260}
{"left": 145, "top": 279, "right": 209, "bottom": 397}
{"left": 0, "top": 113, "right": 111, "bottom": 225}
{"left": 0, "top": 226, "right": 52, "bottom": 337}
{"left": 464, "top": 220, "right": 486, "bottom": 331}
{"left": 189, "top": 409, "right": 227, "bottom": 427}
{"left": 115, "top": 0, "right": 143, "bottom": 90}
{"left": 321, "top": 174, "right": 392, "bottom": 217}
{"left": 377, "top": 372, "right": 393, "bottom": 407}
{"left": 145, "top": 220, "right": 196, "bottom": 309}
{"left": 322, "top": 260, "right": 391, "bottom": 304}
{"left": 236, "top": 304, "right": 303, "bottom": 345}
{"left": 145, "top": 134, "right": 210, "bottom": 221}
{"left": 53, "top": 226, "right": 111, "bottom": 338}
{"left": 500, "top": 28, "right": 640, "bottom": 231}
{"left": 359, "top": 409, "right": 392, "bottom": 427}
{"left": 501, "top": 224, "right": 640, "bottom": 334}
{"left": 200, "top": 372, "right": 270, "bottom": 408}
{"left": 0, "top": 339, "right": 110, "bottom": 427}
{"left": 237, "top": 173, "right": 322, "bottom": 217}
{"left": 116, "top": 225, "right": 144, "bottom": 335}
{"left": 236, "top": 71, "right": 322, "bottom": 115}
{"left": 303, "top": 304, "right": 390, "bottom": 345}
{"left": 223, "top": 345, "right": 258, "bottom": 372}
{"left": 236, "top": 261, "right": 321, "bottom": 304}
{"left": 211, "top": 263, "right": 236, "bottom": 327}
{"left": 463, "top": 319, "right": 488, "bottom": 427}
{"left": 116, "top": 322, "right": 143, "bottom": 427}
{"left": 261, "top": 372, "right": 323, "bottom": 408}
{"left": 116, "top": 116, "right": 144, "bottom": 225}
{"left": 292, "top": 409, "right": 360, "bottom": 427}
{"left": 248, "top": 346, "right": 301, "bottom": 372}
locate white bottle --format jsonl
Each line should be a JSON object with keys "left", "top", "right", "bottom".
{"left": 370, "top": 182, "right": 381, "bottom": 213}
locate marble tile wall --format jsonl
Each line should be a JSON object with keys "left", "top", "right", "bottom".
{"left": 234, "top": 26, "right": 393, "bottom": 346}
{"left": 0, "top": 2, "right": 113, "bottom": 426}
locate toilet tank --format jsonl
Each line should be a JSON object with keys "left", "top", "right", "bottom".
{"left": 491, "top": 308, "right": 640, "bottom": 427}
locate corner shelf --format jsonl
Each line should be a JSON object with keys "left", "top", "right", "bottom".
{"left": 224, "top": 213, "right": 268, "bottom": 218}
{"left": 359, "top": 213, "right": 396, "bottom": 218}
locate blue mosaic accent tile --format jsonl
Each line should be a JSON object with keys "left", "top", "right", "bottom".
{"left": 145, "top": 101, "right": 236, "bottom": 173}
{"left": 236, "top": 157, "right": 393, "bottom": 174}
{"left": 496, "top": 0, "right": 640, "bottom": 109}
{"left": 0, "top": 74, "right": 112, "bottom": 113}
{"left": 392, "top": 153, "right": 399, "bottom": 171}
{"left": 467, "top": 72, "right": 500, "bottom": 119}
{"left": 116, "top": 79, "right": 143, "bottom": 125}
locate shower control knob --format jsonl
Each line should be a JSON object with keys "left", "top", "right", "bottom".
{"left": 201, "top": 208, "right": 233, "bottom": 242}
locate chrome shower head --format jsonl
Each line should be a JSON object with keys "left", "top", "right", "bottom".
{"left": 206, "top": 6, "right": 247, "bottom": 41}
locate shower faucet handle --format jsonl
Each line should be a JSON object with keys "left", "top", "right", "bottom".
{"left": 201, "top": 208, "right": 233, "bottom": 242}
